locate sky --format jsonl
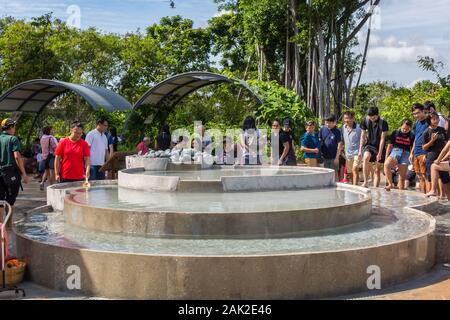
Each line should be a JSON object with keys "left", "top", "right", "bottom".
{"left": 1, "top": 0, "right": 450, "bottom": 87}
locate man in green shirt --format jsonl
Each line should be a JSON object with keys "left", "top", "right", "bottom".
{"left": 0, "top": 118, "right": 29, "bottom": 228}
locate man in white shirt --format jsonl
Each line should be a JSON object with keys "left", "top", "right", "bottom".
{"left": 85, "top": 117, "right": 109, "bottom": 180}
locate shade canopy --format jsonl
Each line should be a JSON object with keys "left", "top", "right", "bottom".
{"left": 121, "top": 72, "right": 263, "bottom": 138}
{"left": 134, "top": 72, "right": 263, "bottom": 110}
{"left": 0, "top": 79, "right": 132, "bottom": 113}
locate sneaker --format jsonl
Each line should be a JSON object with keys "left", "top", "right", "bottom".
{"left": 39, "top": 182, "right": 45, "bottom": 191}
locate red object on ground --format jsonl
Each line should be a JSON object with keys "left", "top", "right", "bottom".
{"left": 0, "top": 224, "right": 9, "bottom": 259}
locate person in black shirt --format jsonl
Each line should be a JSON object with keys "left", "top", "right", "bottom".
{"left": 155, "top": 124, "right": 173, "bottom": 151}
{"left": 423, "top": 112, "right": 450, "bottom": 198}
{"left": 216, "top": 136, "right": 237, "bottom": 165}
{"left": 278, "top": 118, "right": 297, "bottom": 166}
{"left": 384, "top": 119, "right": 414, "bottom": 191}
{"left": 359, "top": 107, "right": 389, "bottom": 188}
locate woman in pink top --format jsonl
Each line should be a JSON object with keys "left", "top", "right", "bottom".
{"left": 40, "top": 126, "right": 58, "bottom": 190}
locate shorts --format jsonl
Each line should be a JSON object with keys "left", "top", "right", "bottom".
{"left": 0, "top": 179, "right": 21, "bottom": 206}
{"left": 425, "top": 157, "right": 450, "bottom": 184}
{"left": 304, "top": 158, "right": 318, "bottom": 167}
{"left": 413, "top": 155, "right": 427, "bottom": 175}
{"left": 44, "top": 157, "right": 55, "bottom": 170}
{"left": 38, "top": 160, "right": 45, "bottom": 173}
{"left": 89, "top": 165, "right": 105, "bottom": 181}
{"left": 363, "top": 145, "right": 385, "bottom": 163}
{"left": 389, "top": 148, "right": 410, "bottom": 166}
{"left": 346, "top": 155, "right": 362, "bottom": 171}
{"left": 323, "top": 158, "right": 338, "bottom": 170}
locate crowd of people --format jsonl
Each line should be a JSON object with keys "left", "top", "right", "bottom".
{"left": 134, "top": 101, "right": 450, "bottom": 201}
{"left": 299, "top": 101, "right": 450, "bottom": 200}
{"left": 2, "top": 100, "right": 450, "bottom": 227}
{"left": 0, "top": 117, "right": 120, "bottom": 227}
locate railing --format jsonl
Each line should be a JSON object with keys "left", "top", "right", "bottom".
{"left": 1, "top": 200, "right": 26, "bottom": 297}
{"left": 1, "top": 200, "right": 12, "bottom": 287}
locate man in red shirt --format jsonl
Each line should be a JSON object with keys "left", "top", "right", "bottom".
{"left": 55, "top": 121, "right": 91, "bottom": 183}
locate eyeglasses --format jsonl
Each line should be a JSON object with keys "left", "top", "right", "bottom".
{"left": 412, "top": 111, "right": 421, "bottom": 115}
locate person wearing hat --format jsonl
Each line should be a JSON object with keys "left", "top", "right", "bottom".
{"left": 0, "top": 118, "right": 29, "bottom": 228}
{"left": 278, "top": 118, "right": 297, "bottom": 166}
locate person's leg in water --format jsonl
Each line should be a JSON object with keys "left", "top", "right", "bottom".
{"left": 374, "top": 161, "right": 382, "bottom": 188}
{"left": 351, "top": 157, "right": 360, "bottom": 185}
{"left": 362, "top": 150, "right": 373, "bottom": 188}
{"left": 384, "top": 155, "right": 398, "bottom": 191}
{"left": 415, "top": 155, "right": 428, "bottom": 193}
{"left": 426, "top": 162, "right": 450, "bottom": 197}
{"left": 438, "top": 178, "right": 445, "bottom": 199}
{"left": 397, "top": 165, "right": 408, "bottom": 190}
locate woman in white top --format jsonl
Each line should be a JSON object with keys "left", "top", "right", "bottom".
{"left": 240, "top": 116, "right": 263, "bottom": 165}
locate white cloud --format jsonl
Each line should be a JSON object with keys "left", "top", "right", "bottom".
{"left": 406, "top": 78, "right": 426, "bottom": 89}
{"left": 213, "top": 10, "right": 231, "bottom": 18}
{"left": 368, "top": 45, "right": 437, "bottom": 63}
{"left": 367, "top": 35, "right": 438, "bottom": 63}
{"left": 383, "top": 36, "right": 397, "bottom": 47}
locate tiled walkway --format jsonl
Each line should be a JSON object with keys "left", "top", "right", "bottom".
{"left": 2, "top": 176, "right": 449, "bottom": 300}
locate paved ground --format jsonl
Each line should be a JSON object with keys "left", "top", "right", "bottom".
{"left": 1, "top": 175, "right": 449, "bottom": 300}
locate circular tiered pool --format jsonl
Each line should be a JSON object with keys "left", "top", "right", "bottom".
{"left": 14, "top": 162, "right": 437, "bottom": 299}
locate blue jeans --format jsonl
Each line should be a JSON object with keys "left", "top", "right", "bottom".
{"left": 244, "top": 154, "right": 262, "bottom": 165}
{"left": 89, "top": 165, "right": 105, "bottom": 181}
{"left": 389, "top": 148, "right": 410, "bottom": 165}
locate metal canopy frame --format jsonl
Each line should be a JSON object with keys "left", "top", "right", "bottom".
{"left": 121, "top": 72, "right": 263, "bottom": 137}
{"left": 0, "top": 79, "right": 132, "bottom": 143}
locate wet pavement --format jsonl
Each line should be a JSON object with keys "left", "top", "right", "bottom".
{"left": 1, "top": 176, "right": 449, "bottom": 300}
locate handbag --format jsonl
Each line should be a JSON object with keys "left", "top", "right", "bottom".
{"left": 0, "top": 164, "right": 20, "bottom": 186}
{"left": 45, "top": 136, "right": 55, "bottom": 166}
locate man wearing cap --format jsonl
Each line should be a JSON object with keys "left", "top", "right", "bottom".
{"left": 0, "top": 118, "right": 29, "bottom": 228}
